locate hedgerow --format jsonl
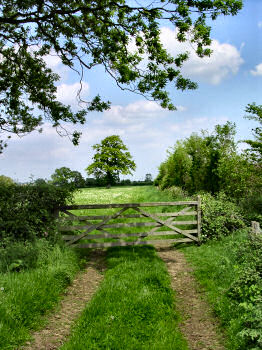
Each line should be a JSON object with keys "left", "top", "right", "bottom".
{"left": 0, "top": 183, "right": 73, "bottom": 242}
{"left": 228, "top": 236, "right": 262, "bottom": 349}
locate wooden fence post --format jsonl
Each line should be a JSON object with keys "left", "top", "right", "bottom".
{"left": 197, "top": 195, "right": 201, "bottom": 244}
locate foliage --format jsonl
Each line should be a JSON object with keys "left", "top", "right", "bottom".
{"left": 244, "top": 103, "right": 262, "bottom": 162}
{"left": 216, "top": 152, "right": 255, "bottom": 200}
{"left": 34, "top": 178, "right": 47, "bottom": 185}
{"left": 227, "top": 236, "right": 262, "bottom": 349}
{"left": 200, "top": 192, "right": 245, "bottom": 241}
{"left": 155, "top": 122, "right": 238, "bottom": 194}
{"left": 0, "top": 182, "right": 73, "bottom": 241}
{"left": 51, "top": 167, "right": 85, "bottom": 189}
{"left": 0, "top": 242, "right": 81, "bottom": 349}
{"left": 163, "top": 186, "right": 189, "bottom": 199}
{"left": 86, "top": 135, "right": 136, "bottom": 185}
{"left": 0, "top": 175, "right": 14, "bottom": 185}
{"left": 61, "top": 246, "right": 188, "bottom": 350}
{"left": 183, "top": 230, "right": 262, "bottom": 350}
{"left": 145, "top": 173, "right": 153, "bottom": 182}
{"left": 0, "top": 0, "right": 243, "bottom": 151}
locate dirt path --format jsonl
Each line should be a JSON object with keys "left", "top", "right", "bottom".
{"left": 157, "top": 247, "right": 225, "bottom": 350}
{"left": 20, "top": 250, "right": 105, "bottom": 350}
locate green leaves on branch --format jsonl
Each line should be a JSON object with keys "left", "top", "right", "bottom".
{"left": 0, "top": 0, "right": 242, "bottom": 150}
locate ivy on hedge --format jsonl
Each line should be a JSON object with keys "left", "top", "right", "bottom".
{"left": 0, "top": 183, "right": 73, "bottom": 242}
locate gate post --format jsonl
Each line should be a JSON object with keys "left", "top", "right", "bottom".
{"left": 197, "top": 195, "right": 201, "bottom": 244}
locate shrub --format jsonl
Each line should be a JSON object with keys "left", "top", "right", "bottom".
{"left": 228, "top": 236, "right": 262, "bottom": 349}
{"left": 163, "top": 186, "right": 188, "bottom": 199}
{"left": 201, "top": 192, "right": 245, "bottom": 241}
{"left": 0, "top": 183, "right": 73, "bottom": 242}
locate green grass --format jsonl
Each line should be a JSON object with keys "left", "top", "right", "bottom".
{"left": 180, "top": 229, "right": 251, "bottom": 350}
{"left": 0, "top": 242, "right": 81, "bottom": 350}
{"left": 0, "top": 186, "right": 194, "bottom": 349}
{"left": 73, "top": 185, "right": 177, "bottom": 204}
{"left": 61, "top": 246, "right": 189, "bottom": 350}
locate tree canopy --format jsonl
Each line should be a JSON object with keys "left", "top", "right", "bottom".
{"left": 86, "top": 135, "right": 136, "bottom": 185}
{"left": 0, "top": 0, "right": 242, "bottom": 151}
{"left": 244, "top": 103, "right": 262, "bottom": 162}
{"left": 51, "top": 166, "right": 85, "bottom": 188}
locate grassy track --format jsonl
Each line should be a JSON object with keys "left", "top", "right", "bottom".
{"left": 61, "top": 186, "right": 189, "bottom": 350}
{"left": 61, "top": 246, "right": 188, "bottom": 350}
{"left": 0, "top": 242, "right": 81, "bottom": 350}
{"left": 181, "top": 230, "right": 250, "bottom": 350}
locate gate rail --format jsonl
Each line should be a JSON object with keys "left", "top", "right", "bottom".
{"left": 57, "top": 197, "right": 201, "bottom": 248}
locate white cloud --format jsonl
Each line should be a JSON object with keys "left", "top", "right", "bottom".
{"left": 176, "top": 105, "right": 187, "bottom": 112}
{"left": 250, "top": 63, "right": 262, "bottom": 76}
{"left": 103, "top": 100, "right": 168, "bottom": 125}
{"left": 258, "top": 21, "right": 262, "bottom": 28}
{"left": 160, "top": 27, "right": 244, "bottom": 85}
{"left": 43, "top": 53, "right": 62, "bottom": 69}
{"left": 56, "top": 81, "right": 90, "bottom": 108}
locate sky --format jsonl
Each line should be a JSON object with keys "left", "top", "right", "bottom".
{"left": 0, "top": 0, "right": 262, "bottom": 183}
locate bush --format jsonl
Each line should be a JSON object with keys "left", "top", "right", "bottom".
{"left": 163, "top": 186, "right": 188, "bottom": 199}
{"left": 228, "top": 236, "right": 262, "bottom": 349}
{"left": 201, "top": 192, "right": 245, "bottom": 241}
{"left": 0, "top": 183, "right": 73, "bottom": 242}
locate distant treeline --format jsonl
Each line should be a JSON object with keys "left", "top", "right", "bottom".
{"left": 85, "top": 178, "right": 153, "bottom": 187}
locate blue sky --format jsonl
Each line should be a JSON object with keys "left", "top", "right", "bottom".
{"left": 1, "top": 0, "right": 262, "bottom": 182}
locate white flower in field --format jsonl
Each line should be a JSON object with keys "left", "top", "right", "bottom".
{"left": 110, "top": 315, "right": 115, "bottom": 320}
{"left": 0, "top": 287, "right": 4, "bottom": 291}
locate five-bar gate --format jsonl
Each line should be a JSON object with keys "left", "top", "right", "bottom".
{"left": 57, "top": 197, "right": 201, "bottom": 248}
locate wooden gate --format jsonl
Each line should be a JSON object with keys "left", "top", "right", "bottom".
{"left": 57, "top": 197, "right": 201, "bottom": 248}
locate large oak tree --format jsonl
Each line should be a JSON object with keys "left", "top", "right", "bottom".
{"left": 0, "top": 0, "right": 242, "bottom": 151}
{"left": 86, "top": 135, "right": 136, "bottom": 185}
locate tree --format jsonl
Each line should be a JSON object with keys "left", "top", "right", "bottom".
{"left": 244, "top": 103, "right": 262, "bottom": 162}
{"left": 0, "top": 1, "right": 242, "bottom": 152}
{"left": 86, "top": 135, "right": 136, "bottom": 185}
{"left": 155, "top": 122, "right": 238, "bottom": 194}
{"left": 145, "top": 173, "right": 152, "bottom": 182}
{"left": 51, "top": 167, "right": 85, "bottom": 188}
{"left": 0, "top": 175, "right": 14, "bottom": 185}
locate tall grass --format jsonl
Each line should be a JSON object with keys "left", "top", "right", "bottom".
{"left": 181, "top": 229, "right": 251, "bottom": 350}
{"left": 0, "top": 242, "right": 81, "bottom": 350}
{"left": 61, "top": 246, "right": 189, "bottom": 350}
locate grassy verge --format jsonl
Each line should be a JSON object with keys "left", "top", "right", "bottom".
{"left": 181, "top": 229, "right": 261, "bottom": 350}
{"left": 0, "top": 241, "right": 81, "bottom": 350}
{"left": 61, "top": 246, "right": 189, "bottom": 350}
